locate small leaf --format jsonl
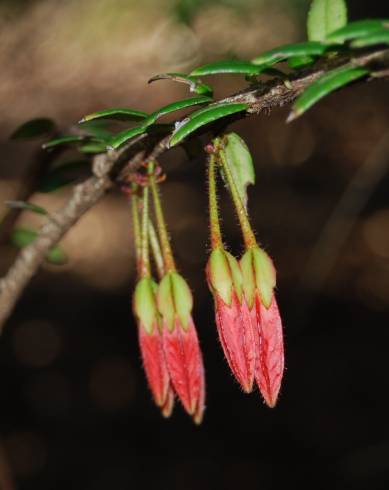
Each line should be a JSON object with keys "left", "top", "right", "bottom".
{"left": 288, "top": 66, "right": 369, "bottom": 122}
{"left": 326, "top": 19, "right": 389, "bottom": 44}
{"left": 5, "top": 200, "right": 48, "bottom": 216}
{"left": 78, "top": 120, "right": 113, "bottom": 141}
{"left": 107, "top": 125, "right": 147, "bottom": 150}
{"left": 350, "top": 27, "right": 389, "bottom": 48}
{"left": 169, "top": 102, "right": 248, "bottom": 147}
{"left": 190, "top": 60, "right": 269, "bottom": 76}
{"left": 288, "top": 55, "right": 316, "bottom": 69}
{"left": 10, "top": 227, "right": 67, "bottom": 265}
{"left": 79, "top": 142, "right": 107, "bottom": 154}
{"left": 307, "top": 0, "right": 348, "bottom": 42}
{"left": 142, "top": 95, "right": 213, "bottom": 128}
{"left": 38, "top": 160, "right": 90, "bottom": 193}
{"left": 148, "top": 73, "right": 213, "bottom": 96}
{"left": 252, "top": 41, "right": 327, "bottom": 65}
{"left": 42, "top": 135, "right": 85, "bottom": 150}
{"left": 10, "top": 118, "right": 56, "bottom": 140}
{"left": 222, "top": 133, "right": 255, "bottom": 210}
{"left": 79, "top": 108, "right": 148, "bottom": 123}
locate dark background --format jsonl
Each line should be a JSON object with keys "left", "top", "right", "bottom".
{"left": 1, "top": 0, "right": 389, "bottom": 489}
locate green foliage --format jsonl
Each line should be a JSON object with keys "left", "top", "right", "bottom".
{"left": 252, "top": 41, "right": 327, "bottom": 65}
{"left": 191, "top": 60, "right": 269, "bottom": 76}
{"left": 5, "top": 201, "right": 48, "bottom": 215}
{"left": 169, "top": 103, "right": 248, "bottom": 147}
{"left": 142, "top": 96, "right": 213, "bottom": 128}
{"left": 38, "top": 160, "right": 90, "bottom": 192}
{"left": 288, "top": 66, "right": 369, "bottom": 121}
{"left": 351, "top": 28, "right": 389, "bottom": 48}
{"left": 108, "top": 126, "right": 147, "bottom": 150}
{"left": 326, "top": 19, "right": 389, "bottom": 44}
{"left": 80, "top": 108, "right": 148, "bottom": 123}
{"left": 10, "top": 227, "right": 67, "bottom": 264}
{"left": 148, "top": 73, "right": 213, "bottom": 96}
{"left": 10, "top": 118, "right": 56, "bottom": 140}
{"left": 307, "top": 0, "right": 348, "bottom": 42}
{"left": 220, "top": 133, "right": 255, "bottom": 210}
{"left": 42, "top": 135, "right": 86, "bottom": 149}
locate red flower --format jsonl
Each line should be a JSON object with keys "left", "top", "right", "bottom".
{"left": 207, "top": 247, "right": 255, "bottom": 393}
{"left": 157, "top": 271, "right": 206, "bottom": 423}
{"left": 241, "top": 246, "right": 285, "bottom": 407}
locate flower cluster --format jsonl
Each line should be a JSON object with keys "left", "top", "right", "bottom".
{"left": 129, "top": 133, "right": 284, "bottom": 423}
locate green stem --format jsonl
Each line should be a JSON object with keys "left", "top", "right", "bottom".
{"left": 208, "top": 153, "right": 223, "bottom": 249}
{"left": 148, "top": 219, "right": 165, "bottom": 279}
{"left": 140, "top": 185, "right": 151, "bottom": 278}
{"left": 148, "top": 162, "right": 176, "bottom": 272}
{"left": 131, "top": 186, "right": 142, "bottom": 276}
{"left": 217, "top": 139, "right": 257, "bottom": 249}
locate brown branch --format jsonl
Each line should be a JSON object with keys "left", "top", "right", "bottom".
{"left": 0, "top": 47, "right": 388, "bottom": 331}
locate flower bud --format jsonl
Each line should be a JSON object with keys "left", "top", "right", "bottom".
{"left": 133, "top": 277, "right": 172, "bottom": 411}
{"left": 207, "top": 247, "right": 255, "bottom": 393}
{"left": 157, "top": 272, "right": 205, "bottom": 421}
{"left": 240, "top": 246, "right": 284, "bottom": 407}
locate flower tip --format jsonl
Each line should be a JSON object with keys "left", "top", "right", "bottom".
{"left": 161, "top": 389, "right": 175, "bottom": 418}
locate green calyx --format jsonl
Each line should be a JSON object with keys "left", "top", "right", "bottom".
{"left": 133, "top": 277, "right": 158, "bottom": 334}
{"left": 241, "top": 246, "right": 276, "bottom": 309}
{"left": 207, "top": 247, "right": 242, "bottom": 306}
{"left": 157, "top": 272, "right": 193, "bottom": 332}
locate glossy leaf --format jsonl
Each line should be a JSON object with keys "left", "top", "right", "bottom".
{"left": 79, "top": 142, "right": 107, "bottom": 154}
{"left": 79, "top": 108, "right": 148, "bottom": 123}
{"left": 5, "top": 200, "right": 48, "bottom": 216}
{"left": 307, "top": 0, "right": 348, "bottom": 42}
{"left": 288, "top": 66, "right": 369, "bottom": 122}
{"left": 10, "top": 227, "right": 67, "bottom": 265}
{"left": 252, "top": 41, "right": 327, "bottom": 65}
{"left": 190, "top": 60, "right": 269, "bottom": 76}
{"left": 148, "top": 73, "right": 213, "bottom": 96}
{"left": 326, "top": 19, "right": 389, "bottom": 44}
{"left": 42, "top": 135, "right": 85, "bottom": 150}
{"left": 169, "top": 103, "right": 248, "bottom": 147}
{"left": 350, "top": 27, "right": 389, "bottom": 48}
{"left": 288, "top": 55, "right": 315, "bottom": 69}
{"left": 107, "top": 125, "right": 147, "bottom": 150}
{"left": 142, "top": 96, "right": 213, "bottom": 128}
{"left": 221, "top": 133, "right": 255, "bottom": 210}
{"left": 10, "top": 118, "right": 56, "bottom": 140}
{"left": 78, "top": 120, "right": 113, "bottom": 141}
{"left": 38, "top": 160, "right": 90, "bottom": 193}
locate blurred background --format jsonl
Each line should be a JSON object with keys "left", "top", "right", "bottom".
{"left": 1, "top": 0, "right": 389, "bottom": 489}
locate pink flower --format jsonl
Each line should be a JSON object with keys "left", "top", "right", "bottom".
{"left": 207, "top": 247, "right": 255, "bottom": 393}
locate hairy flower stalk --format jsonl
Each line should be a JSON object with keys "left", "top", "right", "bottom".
{"left": 217, "top": 139, "right": 285, "bottom": 407}
{"left": 149, "top": 163, "right": 205, "bottom": 423}
{"left": 131, "top": 187, "right": 172, "bottom": 416}
{"left": 206, "top": 153, "right": 255, "bottom": 393}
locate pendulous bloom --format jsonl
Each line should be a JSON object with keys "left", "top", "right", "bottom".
{"left": 206, "top": 246, "right": 255, "bottom": 393}
{"left": 157, "top": 271, "right": 206, "bottom": 423}
{"left": 241, "top": 246, "right": 284, "bottom": 407}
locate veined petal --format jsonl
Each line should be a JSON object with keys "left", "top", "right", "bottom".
{"left": 214, "top": 292, "right": 255, "bottom": 393}
{"left": 162, "top": 316, "right": 205, "bottom": 416}
{"left": 138, "top": 323, "right": 170, "bottom": 407}
{"left": 253, "top": 294, "right": 284, "bottom": 407}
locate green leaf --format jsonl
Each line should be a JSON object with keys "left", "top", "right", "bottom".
{"left": 79, "top": 142, "right": 107, "bottom": 154}
{"left": 148, "top": 72, "right": 213, "bottom": 96}
{"left": 350, "top": 27, "right": 389, "bottom": 48}
{"left": 5, "top": 200, "right": 48, "bottom": 215}
{"left": 107, "top": 125, "right": 147, "bottom": 150}
{"left": 221, "top": 132, "right": 255, "bottom": 210}
{"left": 307, "top": 0, "right": 348, "bottom": 42}
{"left": 325, "top": 19, "right": 389, "bottom": 44}
{"left": 288, "top": 55, "right": 316, "bottom": 69}
{"left": 38, "top": 160, "right": 90, "bottom": 193}
{"left": 78, "top": 120, "right": 113, "bottom": 141}
{"left": 190, "top": 60, "right": 268, "bottom": 76}
{"left": 288, "top": 66, "right": 369, "bottom": 122}
{"left": 79, "top": 108, "right": 148, "bottom": 123}
{"left": 10, "top": 118, "right": 56, "bottom": 140}
{"left": 142, "top": 95, "right": 213, "bottom": 128}
{"left": 252, "top": 41, "right": 327, "bottom": 65}
{"left": 168, "top": 102, "right": 248, "bottom": 147}
{"left": 10, "top": 227, "right": 67, "bottom": 265}
{"left": 42, "top": 135, "right": 85, "bottom": 150}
